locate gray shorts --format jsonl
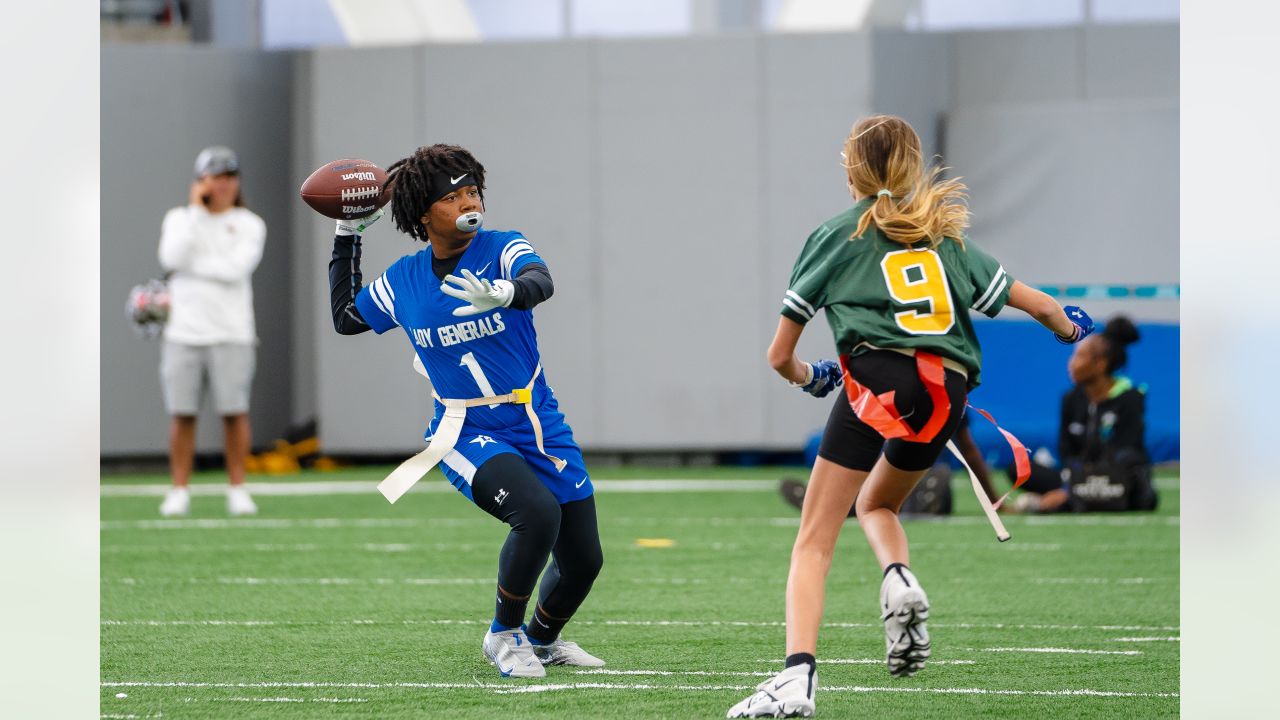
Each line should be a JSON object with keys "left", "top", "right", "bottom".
{"left": 160, "top": 342, "right": 256, "bottom": 416}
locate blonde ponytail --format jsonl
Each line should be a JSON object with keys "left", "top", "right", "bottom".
{"left": 843, "top": 115, "right": 970, "bottom": 248}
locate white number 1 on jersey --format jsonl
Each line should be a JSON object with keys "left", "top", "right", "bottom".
{"left": 459, "top": 352, "right": 501, "bottom": 409}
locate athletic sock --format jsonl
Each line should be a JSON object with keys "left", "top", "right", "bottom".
{"left": 493, "top": 585, "right": 529, "bottom": 630}
{"left": 489, "top": 618, "right": 518, "bottom": 634}
{"left": 525, "top": 604, "right": 569, "bottom": 645}
{"left": 784, "top": 652, "right": 817, "bottom": 695}
{"left": 785, "top": 652, "right": 816, "bottom": 670}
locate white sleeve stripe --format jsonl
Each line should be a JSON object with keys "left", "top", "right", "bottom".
{"left": 502, "top": 244, "right": 533, "bottom": 271}
{"left": 785, "top": 290, "right": 816, "bottom": 315}
{"left": 371, "top": 276, "right": 399, "bottom": 325}
{"left": 502, "top": 248, "right": 535, "bottom": 279}
{"left": 500, "top": 239, "right": 535, "bottom": 279}
{"left": 368, "top": 285, "right": 390, "bottom": 318}
{"left": 501, "top": 238, "right": 533, "bottom": 267}
{"left": 972, "top": 266, "right": 1006, "bottom": 310}
{"left": 975, "top": 277, "right": 1008, "bottom": 314}
{"left": 783, "top": 297, "right": 813, "bottom": 320}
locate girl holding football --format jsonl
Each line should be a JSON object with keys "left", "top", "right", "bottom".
{"left": 327, "top": 145, "right": 604, "bottom": 679}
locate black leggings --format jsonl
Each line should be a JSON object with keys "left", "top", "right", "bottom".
{"left": 818, "top": 350, "right": 969, "bottom": 472}
{"left": 470, "top": 454, "right": 603, "bottom": 627}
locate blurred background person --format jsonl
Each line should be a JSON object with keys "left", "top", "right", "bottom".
{"left": 1010, "top": 316, "right": 1155, "bottom": 513}
{"left": 156, "top": 146, "right": 265, "bottom": 517}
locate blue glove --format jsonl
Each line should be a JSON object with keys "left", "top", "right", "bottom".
{"left": 1055, "top": 305, "right": 1095, "bottom": 344}
{"left": 795, "top": 359, "right": 843, "bottom": 398}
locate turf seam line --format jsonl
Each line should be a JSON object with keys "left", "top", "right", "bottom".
{"left": 98, "top": 680, "right": 1180, "bottom": 698}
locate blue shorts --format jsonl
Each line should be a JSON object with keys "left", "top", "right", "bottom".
{"left": 430, "top": 412, "right": 592, "bottom": 505}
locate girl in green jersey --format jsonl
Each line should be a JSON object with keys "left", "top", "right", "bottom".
{"left": 729, "top": 115, "right": 1094, "bottom": 718}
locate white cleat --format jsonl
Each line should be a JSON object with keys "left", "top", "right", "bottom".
{"left": 726, "top": 663, "right": 816, "bottom": 718}
{"left": 881, "top": 564, "right": 931, "bottom": 677}
{"left": 532, "top": 637, "right": 605, "bottom": 667}
{"left": 227, "top": 485, "right": 258, "bottom": 516}
{"left": 483, "top": 628, "right": 546, "bottom": 678}
{"left": 159, "top": 486, "right": 191, "bottom": 517}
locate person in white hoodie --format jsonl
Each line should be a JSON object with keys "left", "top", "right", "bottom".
{"left": 156, "top": 146, "right": 265, "bottom": 517}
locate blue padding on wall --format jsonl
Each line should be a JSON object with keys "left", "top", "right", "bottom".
{"left": 803, "top": 320, "right": 1180, "bottom": 468}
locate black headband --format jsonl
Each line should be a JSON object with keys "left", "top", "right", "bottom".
{"left": 425, "top": 171, "right": 481, "bottom": 206}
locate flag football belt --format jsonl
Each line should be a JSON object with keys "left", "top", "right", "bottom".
{"left": 376, "top": 358, "right": 567, "bottom": 504}
{"left": 838, "top": 350, "right": 1031, "bottom": 542}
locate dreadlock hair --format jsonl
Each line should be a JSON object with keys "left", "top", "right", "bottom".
{"left": 384, "top": 144, "right": 487, "bottom": 243}
{"left": 1098, "top": 315, "right": 1141, "bottom": 374}
{"left": 842, "top": 114, "right": 969, "bottom": 249}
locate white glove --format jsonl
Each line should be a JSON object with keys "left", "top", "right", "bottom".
{"left": 440, "top": 269, "right": 514, "bottom": 317}
{"left": 335, "top": 207, "right": 384, "bottom": 237}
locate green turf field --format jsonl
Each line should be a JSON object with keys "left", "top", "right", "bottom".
{"left": 101, "top": 466, "right": 1179, "bottom": 718}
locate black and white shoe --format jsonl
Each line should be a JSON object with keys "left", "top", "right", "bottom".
{"left": 726, "top": 662, "right": 816, "bottom": 718}
{"left": 881, "top": 564, "right": 931, "bottom": 677}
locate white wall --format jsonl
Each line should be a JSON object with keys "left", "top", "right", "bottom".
{"left": 301, "top": 34, "right": 874, "bottom": 453}
{"left": 101, "top": 23, "right": 1178, "bottom": 456}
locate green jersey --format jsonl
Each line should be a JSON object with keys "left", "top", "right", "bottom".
{"left": 781, "top": 199, "right": 1013, "bottom": 388}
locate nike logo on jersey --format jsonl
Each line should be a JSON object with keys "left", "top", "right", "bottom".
{"left": 475, "top": 261, "right": 492, "bottom": 276}
{"left": 450, "top": 173, "right": 468, "bottom": 185}
{"left": 575, "top": 477, "right": 588, "bottom": 489}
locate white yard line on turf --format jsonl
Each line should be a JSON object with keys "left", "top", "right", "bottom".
{"left": 103, "top": 541, "right": 741, "bottom": 553}
{"left": 98, "top": 681, "right": 1178, "bottom": 699}
{"left": 100, "top": 514, "right": 1179, "bottom": 530}
{"left": 100, "top": 479, "right": 781, "bottom": 497}
{"left": 108, "top": 577, "right": 493, "bottom": 586}
{"left": 1112, "top": 637, "right": 1180, "bottom": 642}
{"left": 100, "top": 518, "right": 434, "bottom": 530}
{"left": 101, "top": 618, "right": 1179, "bottom": 632}
{"left": 221, "top": 697, "right": 367, "bottom": 703}
{"left": 753, "top": 659, "right": 976, "bottom": 665}
{"left": 490, "top": 683, "right": 1177, "bottom": 697}
{"left": 980, "top": 647, "right": 1143, "bottom": 656}
{"left": 949, "top": 576, "right": 1174, "bottom": 585}
{"left": 573, "top": 669, "right": 775, "bottom": 677}
{"left": 818, "top": 515, "right": 1179, "bottom": 528}
{"left": 102, "top": 477, "right": 1182, "bottom": 497}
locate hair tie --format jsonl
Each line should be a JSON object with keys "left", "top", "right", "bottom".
{"left": 876, "top": 189, "right": 893, "bottom": 198}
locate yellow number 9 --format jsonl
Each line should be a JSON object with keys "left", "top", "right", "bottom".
{"left": 880, "top": 249, "right": 955, "bottom": 335}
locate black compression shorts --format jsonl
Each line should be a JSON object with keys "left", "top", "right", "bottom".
{"left": 817, "top": 349, "right": 969, "bottom": 472}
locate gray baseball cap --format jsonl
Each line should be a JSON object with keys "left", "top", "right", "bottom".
{"left": 193, "top": 146, "right": 240, "bottom": 177}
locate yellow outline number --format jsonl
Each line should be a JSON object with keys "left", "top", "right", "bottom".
{"left": 880, "top": 249, "right": 955, "bottom": 335}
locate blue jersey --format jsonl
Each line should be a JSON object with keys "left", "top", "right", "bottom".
{"left": 355, "top": 229, "right": 547, "bottom": 433}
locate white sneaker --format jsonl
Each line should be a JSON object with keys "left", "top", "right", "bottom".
{"left": 726, "top": 663, "right": 815, "bottom": 718}
{"left": 532, "top": 637, "right": 605, "bottom": 667}
{"left": 159, "top": 486, "right": 191, "bottom": 517}
{"left": 227, "top": 485, "right": 258, "bottom": 516}
{"left": 881, "top": 564, "right": 931, "bottom": 677}
{"left": 482, "top": 628, "right": 546, "bottom": 678}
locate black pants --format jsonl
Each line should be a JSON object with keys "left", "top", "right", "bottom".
{"left": 818, "top": 350, "right": 969, "bottom": 472}
{"left": 470, "top": 453, "right": 603, "bottom": 633}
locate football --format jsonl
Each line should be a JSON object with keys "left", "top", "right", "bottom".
{"left": 299, "top": 158, "right": 393, "bottom": 219}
